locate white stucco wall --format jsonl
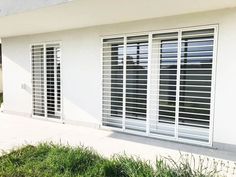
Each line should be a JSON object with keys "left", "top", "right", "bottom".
{"left": 2, "top": 8, "right": 236, "bottom": 146}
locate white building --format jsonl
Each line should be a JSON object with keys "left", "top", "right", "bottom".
{"left": 1, "top": 0, "right": 236, "bottom": 151}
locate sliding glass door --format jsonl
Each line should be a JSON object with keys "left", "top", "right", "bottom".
{"left": 102, "top": 26, "right": 217, "bottom": 146}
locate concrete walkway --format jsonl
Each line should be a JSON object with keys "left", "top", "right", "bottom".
{"left": 0, "top": 112, "right": 236, "bottom": 176}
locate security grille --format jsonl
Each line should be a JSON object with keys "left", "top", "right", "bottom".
{"left": 103, "top": 26, "right": 217, "bottom": 146}
{"left": 102, "top": 37, "right": 124, "bottom": 128}
{"left": 125, "top": 35, "right": 148, "bottom": 132}
{"left": 150, "top": 32, "right": 179, "bottom": 137}
{"left": 32, "top": 43, "right": 61, "bottom": 119}
{"left": 32, "top": 44, "right": 45, "bottom": 117}
{"left": 150, "top": 28, "right": 215, "bottom": 145}
{"left": 178, "top": 29, "right": 214, "bottom": 142}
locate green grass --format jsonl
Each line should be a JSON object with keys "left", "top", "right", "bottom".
{"left": 0, "top": 143, "right": 219, "bottom": 177}
{"left": 0, "top": 92, "right": 2, "bottom": 104}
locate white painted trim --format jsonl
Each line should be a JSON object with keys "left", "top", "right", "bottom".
{"left": 100, "top": 37, "right": 104, "bottom": 127}
{"left": 209, "top": 25, "right": 219, "bottom": 146}
{"left": 146, "top": 33, "right": 152, "bottom": 136}
{"left": 101, "top": 24, "right": 219, "bottom": 39}
{"left": 122, "top": 36, "right": 127, "bottom": 131}
{"left": 174, "top": 30, "right": 181, "bottom": 140}
{"left": 29, "top": 44, "right": 33, "bottom": 117}
{"left": 60, "top": 41, "right": 65, "bottom": 123}
{"left": 43, "top": 43, "right": 47, "bottom": 118}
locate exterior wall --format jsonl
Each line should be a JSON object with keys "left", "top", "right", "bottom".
{"left": 2, "top": 8, "right": 236, "bottom": 147}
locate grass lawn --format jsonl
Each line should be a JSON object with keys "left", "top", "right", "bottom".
{"left": 0, "top": 143, "right": 219, "bottom": 177}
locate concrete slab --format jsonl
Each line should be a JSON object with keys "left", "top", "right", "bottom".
{"left": 0, "top": 113, "right": 235, "bottom": 176}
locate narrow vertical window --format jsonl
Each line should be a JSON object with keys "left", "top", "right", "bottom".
{"left": 125, "top": 35, "right": 148, "bottom": 132}
{"left": 45, "top": 44, "right": 61, "bottom": 119}
{"left": 178, "top": 29, "right": 214, "bottom": 142}
{"left": 32, "top": 45, "right": 45, "bottom": 117}
{"left": 102, "top": 38, "right": 124, "bottom": 128}
{"left": 150, "top": 32, "right": 178, "bottom": 137}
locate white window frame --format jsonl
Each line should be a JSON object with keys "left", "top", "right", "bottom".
{"left": 101, "top": 24, "right": 218, "bottom": 147}
{"left": 30, "top": 41, "right": 64, "bottom": 123}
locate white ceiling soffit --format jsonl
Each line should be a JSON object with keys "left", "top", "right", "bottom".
{"left": 0, "top": 0, "right": 71, "bottom": 16}
{"left": 0, "top": 0, "right": 236, "bottom": 37}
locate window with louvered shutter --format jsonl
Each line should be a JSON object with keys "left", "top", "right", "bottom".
{"left": 102, "top": 26, "right": 217, "bottom": 146}
{"left": 125, "top": 35, "right": 148, "bottom": 132}
{"left": 178, "top": 29, "right": 214, "bottom": 142}
{"left": 32, "top": 44, "right": 45, "bottom": 117}
{"left": 102, "top": 38, "right": 124, "bottom": 128}
{"left": 31, "top": 43, "right": 61, "bottom": 119}
{"left": 102, "top": 36, "right": 148, "bottom": 131}
{"left": 150, "top": 32, "right": 179, "bottom": 137}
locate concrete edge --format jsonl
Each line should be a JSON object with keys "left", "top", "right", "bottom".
{"left": 213, "top": 142, "right": 236, "bottom": 153}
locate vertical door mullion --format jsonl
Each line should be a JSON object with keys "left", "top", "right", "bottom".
{"left": 57, "top": 46, "right": 62, "bottom": 117}
{"left": 209, "top": 26, "right": 218, "bottom": 146}
{"left": 54, "top": 47, "right": 58, "bottom": 114}
{"left": 44, "top": 44, "right": 47, "bottom": 118}
{"left": 146, "top": 33, "right": 152, "bottom": 135}
{"left": 122, "top": 36, "right": 127, "bottom": 131}
{"left": 155, "top": 34, "right": 160, "bottom": 132}
{"left": 31, "top": 46, "right": 33, "bottom": 116}
{"left": 174, "top": 30, "right": 182, "bottom": 139}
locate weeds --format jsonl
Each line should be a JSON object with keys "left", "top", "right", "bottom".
{"left": 0, "top": 143, "right": 221, "bottom": 177}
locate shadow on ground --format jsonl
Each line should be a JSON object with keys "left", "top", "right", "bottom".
{"left": 108, "top": 131, "right": 236, "bottom": 161}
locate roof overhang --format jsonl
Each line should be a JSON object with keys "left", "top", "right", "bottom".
{"left": 1, "top": 0, "right": 236, "bottom": 37}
